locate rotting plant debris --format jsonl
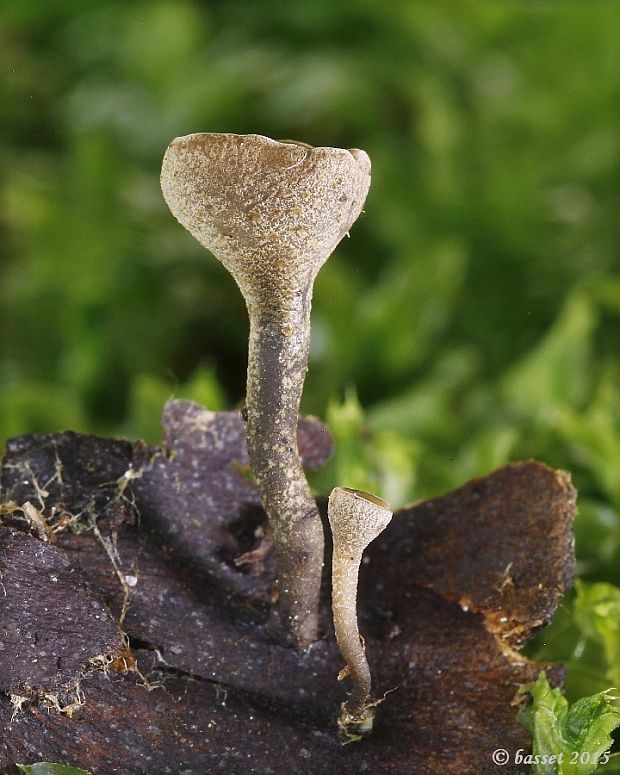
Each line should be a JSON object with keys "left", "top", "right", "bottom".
{"left": 0, "top": 400, "right": 576, "bottom": 774}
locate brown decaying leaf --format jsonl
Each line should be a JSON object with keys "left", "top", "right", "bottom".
{"left": 0, "top": 400, "right": 576, "bottom": 774}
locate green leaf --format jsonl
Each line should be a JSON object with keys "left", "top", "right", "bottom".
{"left": 309, "top": 387, "right": 421, "bottom": 507}
{"left": 0, "top": 383, "right": 86, "bottom": 449}
{"left": 16, "top": 764, "right": 92, "bottom": 775}
{"left": 572, "top": 500, "right": 620, "bottom": 586}
{"left": 320, "top": 387, "right": 377, "bottom": 494}
{"left": 554, "top": 366, "right": 620, "bottom": 510}
{"left": 126, "top": 364, "right": 226, "bottom": 443}
{"left": 518, "top": 672, "right": 620, "bottom": 775}
{"left": 574, "top": 581, "right": 620, "bottom": 690}
{"left": 502, "top": 292, "right": 597, "bottom": 421}
{"left": 598, "top": 752, "right": 620, "bottom": 773}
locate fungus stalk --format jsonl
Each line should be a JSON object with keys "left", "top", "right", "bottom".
{"left": 328, "top": 487, "right": 392, "bottom": 738}
{"left": 245, "top": 286, "right": 321, "bottom": 646}
{"left": 161, "top": 133, "right": 371, "bottom": 647}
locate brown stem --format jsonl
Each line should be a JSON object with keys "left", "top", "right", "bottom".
{"left": 332, "top": 545, "right": 371, "bottom": 714}
{"left": 328, "top": 486, "right": 392, "bottom": 736}
{"left": 245, "top": 289, "right": 324, "bottom": 647}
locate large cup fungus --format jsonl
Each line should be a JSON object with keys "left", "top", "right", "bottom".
{"left": 161, "top": 133, "right": 371, "bottom": 647}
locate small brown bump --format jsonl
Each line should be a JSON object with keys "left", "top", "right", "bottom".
{"left": 289, "top": 207, "right": 302, "bottom": 218}
{"left": 247, "top": 210, "right": 261, "bottom": 223}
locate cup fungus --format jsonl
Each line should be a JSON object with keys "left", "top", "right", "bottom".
{"left": 328, "top": 486, "right": 393, "bottom": 739}
{"left": 160, "top": 133, "right": 371, "bottom": 647}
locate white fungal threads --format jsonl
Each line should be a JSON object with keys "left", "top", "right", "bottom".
{"left": 161, "top": 133, "right": 371, "bottom": 647}
{"left": 328, "top": 486, "right": 392, "bottom": 739}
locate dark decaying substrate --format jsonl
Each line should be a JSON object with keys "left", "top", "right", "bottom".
{"left": 0, "top": 400, "right": 576, "bottom": 774}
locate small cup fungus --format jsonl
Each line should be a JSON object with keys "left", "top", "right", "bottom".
{"left": 328, "top": 486, "right": 393, "bottom": 738}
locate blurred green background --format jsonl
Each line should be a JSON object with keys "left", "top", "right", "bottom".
{"left": 2, "top": 0, "right": 620, "bottom": 719}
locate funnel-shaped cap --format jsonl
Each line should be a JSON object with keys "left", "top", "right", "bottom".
{"left": 328, "top": 487, "right": 392, "bottom": 553}
{"left": 161, "top": 133, "right": 371, "bottom": 306}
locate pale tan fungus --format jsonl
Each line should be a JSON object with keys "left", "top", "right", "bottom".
{"left": 161, "top": 133, "right": 371, "bottom": 647}
{"left": 328, "top": 486, "right": 392, "bottom": 739}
